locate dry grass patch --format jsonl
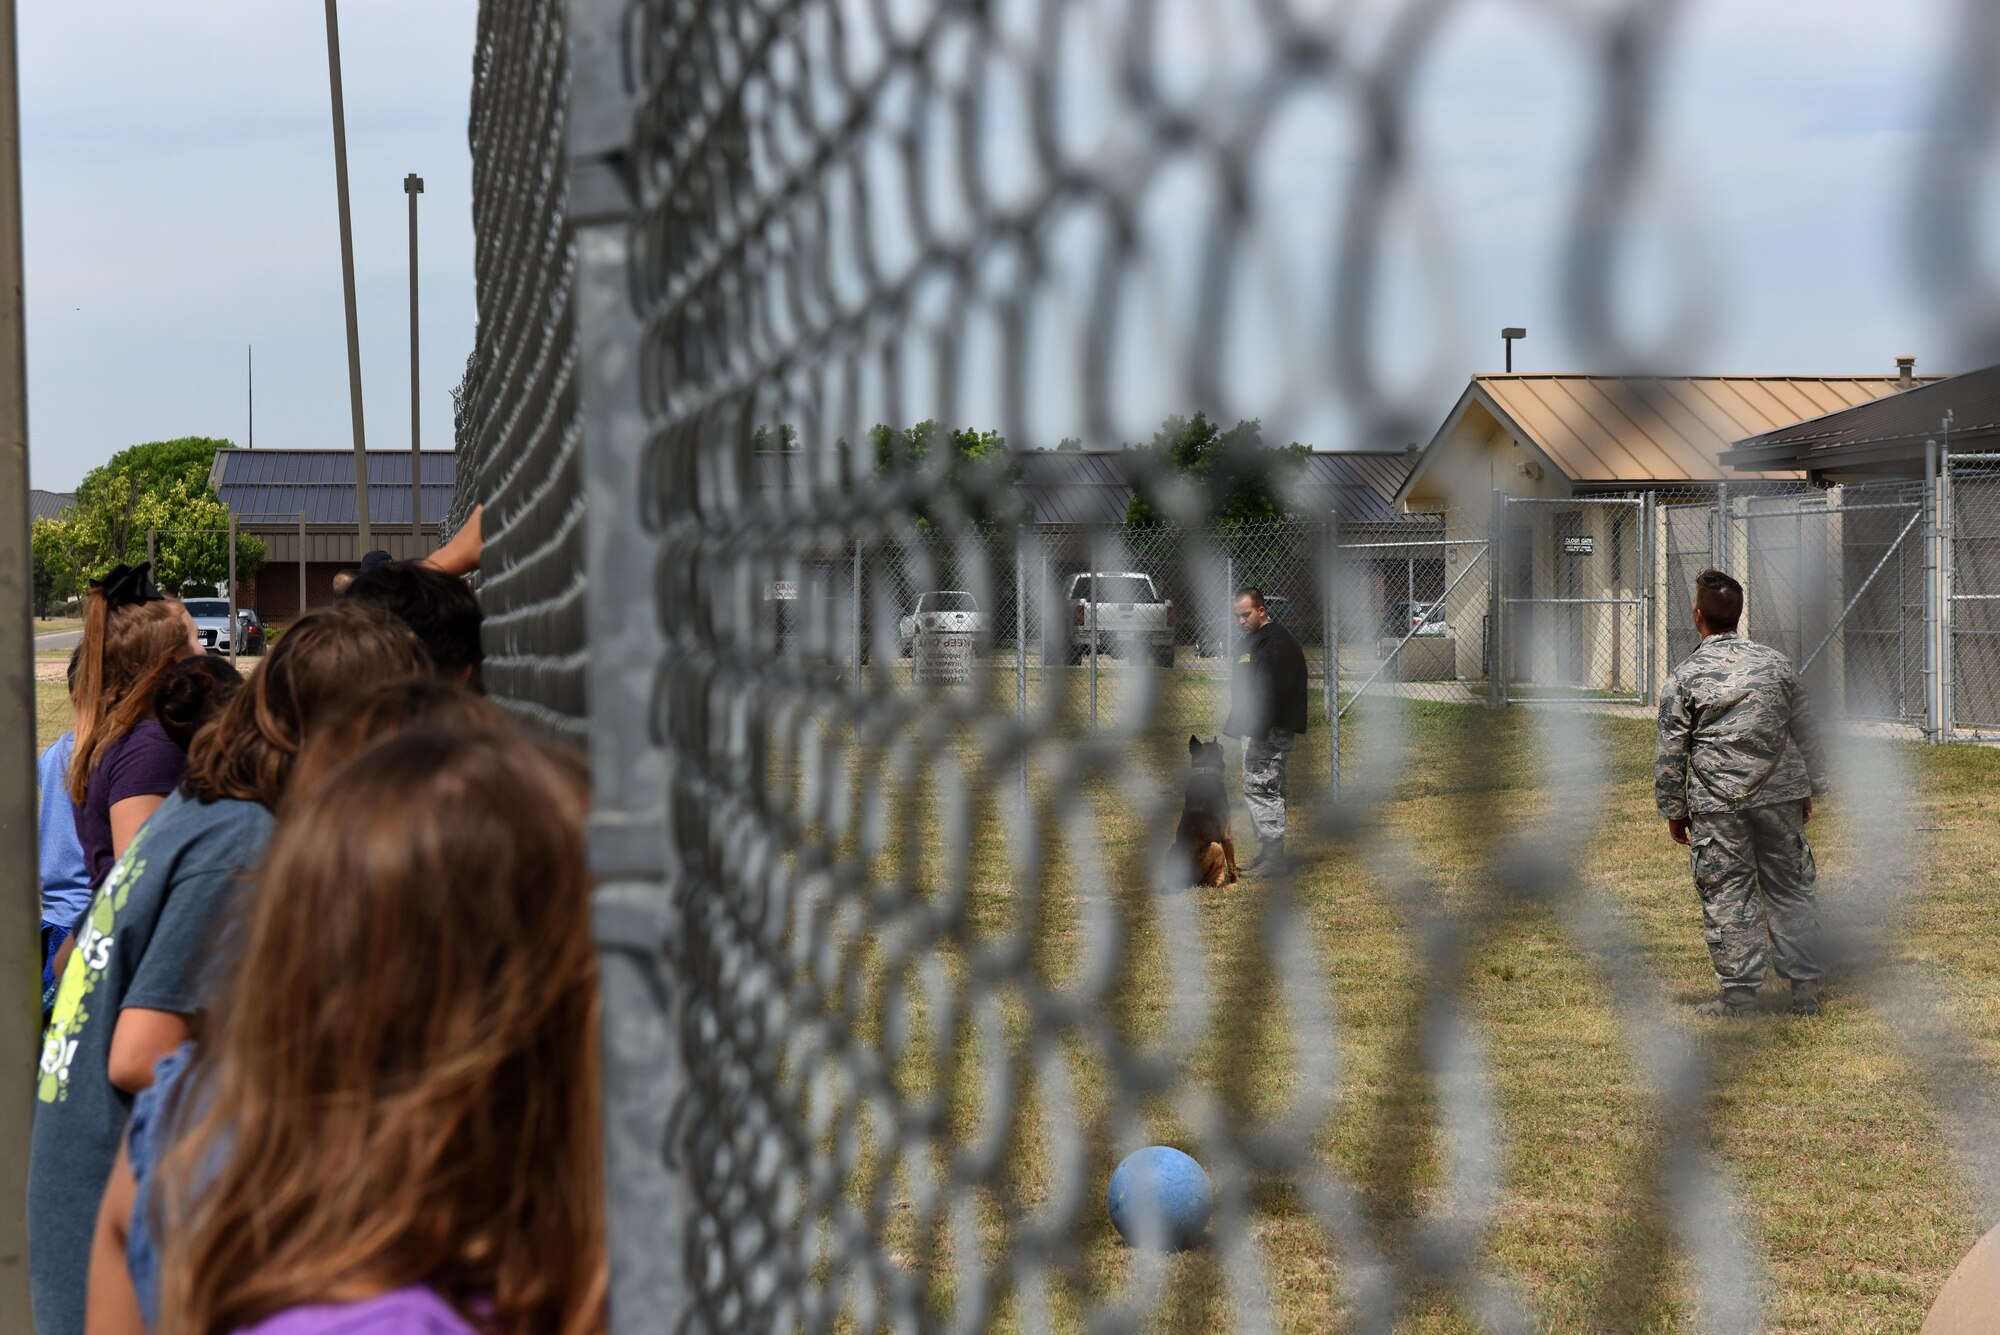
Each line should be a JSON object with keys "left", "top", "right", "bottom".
{"left": 794, "top": 694, "right": 2000, "bottom": 1332}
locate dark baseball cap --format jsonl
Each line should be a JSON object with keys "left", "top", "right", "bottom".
{"left": 359, "top": 549, "right": 395, "bottom": 572}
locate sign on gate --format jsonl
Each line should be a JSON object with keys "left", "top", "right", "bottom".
{"left": 913, "top": 630, "right": 973, "bottom": 683}
{"left": 1562, "top": 535, "right": 1594, "bottom": 556}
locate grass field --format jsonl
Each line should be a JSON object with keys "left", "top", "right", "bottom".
{"left": 37, "top": 680, "right": 68, "bottom": 749}
{"left": 785, "top": 685, "right": 2000, "bottom": 1333}
{"left": 33, "top": 670, "right": 2000, "bottom": 1329}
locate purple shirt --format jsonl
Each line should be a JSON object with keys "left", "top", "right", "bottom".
{"left": 234, "top": 1287, "right": 479, "bottom": 1335}
{"left": 74, "top": 719, "right": 185, "bottom": 888}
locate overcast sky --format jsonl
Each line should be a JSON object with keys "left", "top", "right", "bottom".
{"left": 17, "top": 0, "right": 1968, "bottom": 488}
{"left": 21, "top": 0, "right": 476, "bottom": 490}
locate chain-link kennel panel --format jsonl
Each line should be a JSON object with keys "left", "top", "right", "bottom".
{"left": 1654, "top": 487, "right": 1717, "bottom": 696}
{"left": 1724, "top": 482, "right": 1927, "bottom": 733}
{"left": 1949, "top": 456, "right": 2000, "bottom": 736}
{"left": 449, "top": 0, "right": 587, "bottom": 738}
{"left": 1335, "top": 513, "right": 1487, "bottom": 715}
{"left": 437, "top": 0, "right": 2000, "bottom": 1331}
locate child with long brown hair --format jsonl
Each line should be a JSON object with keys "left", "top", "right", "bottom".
{"left": 28, "top": 602, "right": 430, "bottom": 1335}
{"left": 86, "top": 679, "right": 514, "bottom": 1334}
{"left": 148, "top": 725, "right": 604, "bottom": 1334}
{"left": 66, "top": 563, "right": 203, "bottom": 889}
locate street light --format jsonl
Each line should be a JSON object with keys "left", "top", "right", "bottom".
{"left": 1502, "top": 326, "right": 1527, "bottom": 373}
{"left": 406, "top": 172, "right": 423, "bottom": 542}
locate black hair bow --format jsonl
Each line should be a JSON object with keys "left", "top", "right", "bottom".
{"left": 91, "top": 562, "right": 165, "bottom": 608}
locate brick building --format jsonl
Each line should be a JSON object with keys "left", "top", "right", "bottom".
{"left": 211, "top": 449, "right": 456, "bottom": 625}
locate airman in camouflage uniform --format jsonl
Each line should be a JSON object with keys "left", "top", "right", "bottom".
{"left": 1656, "top": 569, "right": 1830, "bottom": 1017}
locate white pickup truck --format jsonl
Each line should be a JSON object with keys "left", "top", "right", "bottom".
{"left": 1065, "top": 571, "right": 1176, "bottom": 668}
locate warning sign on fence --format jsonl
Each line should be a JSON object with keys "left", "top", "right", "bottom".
{"left": 914, "top": 631, "right": 974, "bottom": 684}
{"left": 1562, "top": 535, "right": 1595, "bottom": 556}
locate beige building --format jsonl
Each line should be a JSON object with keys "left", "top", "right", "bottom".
{"left": 1392, "top": 371, "right": 1931, "bottom": 695}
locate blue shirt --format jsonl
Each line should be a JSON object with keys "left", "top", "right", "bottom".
{"left": 28, "top": 791, "right": 274, "bottom": 1335}
{"left": 35, "top": 733, "right": 89, "bottom": 930}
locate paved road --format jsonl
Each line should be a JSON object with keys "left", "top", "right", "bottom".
{"left": 34, "top": 629, "right": 81, "bottom": 650}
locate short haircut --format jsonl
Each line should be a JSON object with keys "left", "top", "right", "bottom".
{"left": 1235, "top": 587, "right": 1266, "bottom": 608}
{"left": 342, "top": 561, "right": 484, "bottom": 688}
{"left": 1695, "top": 569, "right": 1743, "bottom": 633}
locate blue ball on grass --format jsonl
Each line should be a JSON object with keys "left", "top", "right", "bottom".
{"left": 1107, "top": 1145, "right": 1212, "bottom": 1250}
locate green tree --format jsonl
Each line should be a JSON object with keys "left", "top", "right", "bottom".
{"left": 37, "top": 437, "right": 264, "bottom": 592}
{"left": 870, "top": 421, "right": 1019, "bottom": 532}
{"left": 1123, "top": 412, "right": 1311, "bottom": 534}
{"left": 30, "top": 526, "right": 79, "bottom": 617}
{"left": 1055, "top": 436, "right": 1083, "bottom": 451}
{"left": 752, "top": 423, "right": 801, "bottom": 451}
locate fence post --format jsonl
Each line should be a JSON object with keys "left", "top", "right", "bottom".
{"left": 561, "top": 0, "right": 688, "bottom": 1325}
{"left": 1089, "top": 565, "right": 1099, "bottom": 734}
{"left": 1487, "top": 489, "right": 1506, "bottom": 709}
{"left": 1926, "top": 440, "right": 1941, "bottom": 742}
{"left": 0, "top": 1, "right": 40, "bottom": 1314}
{"left": 1714, "top": 480, "right": 1727, "bottom": 572}
{"left": 147, "top": 526, "right": 155, "bottom": 569}
{"left": 1940, "top": 443, "right": 1955, "bottom": 740}
{"left": 853, "top": 538, "right": 864, "bottom": 687}
{"left": 1640, "top": 490, "right": 1654, "bottom": 704}
{"left": 1039, "top": 543, "right": 1048, "bottom": 684}
{"left": 1224, "top": 552, "right": 1234, "bottom": 664}
{"left": 1015, "top": 527, "right": 1026, "bottom": 808}
{"left": 1325, "top": 512, "right": 1339, "bottom": 799}
{"left": 298, "top": 509, "right": 307, "bottom": 617}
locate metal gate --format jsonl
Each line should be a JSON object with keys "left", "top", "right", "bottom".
{"left": 1727, "top": 483, "right": 1928, "bottom": 730}
{"left": 1499, "top": 493, "right": 1650, "bottom": 704}
{"left": 1333, "top": 532, "right": 1490, "bottom": 716}
{"left": 1947, "top": 454, "right": 2000, "bottom": 735}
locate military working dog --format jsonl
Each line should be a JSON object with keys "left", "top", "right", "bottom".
{"left": 1174, "top": 735, "right": 1238, "bottom": 887}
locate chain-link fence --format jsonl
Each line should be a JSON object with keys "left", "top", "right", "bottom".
{"left": 451, "top": 0, "right": 586, "bottom": 741}
{"left": 432, "top": 0, "right": 2000, "bottom": 1330}
{"left": 1948, "top": 454, "right": 2000, "bottom": 737}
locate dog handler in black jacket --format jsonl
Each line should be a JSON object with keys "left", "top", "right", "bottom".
{"left": 1222, "top": 587, "right": 1309, "bottom": 871}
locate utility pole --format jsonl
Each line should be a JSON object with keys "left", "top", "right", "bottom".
{"left": 247, "top": 342, "right": 253, "bottom": 448}
{"left": 323, "top": 0, "right": 371, "bottom": 549}
{"left": 406, "top": 173, "right": 423, "bottom": 542}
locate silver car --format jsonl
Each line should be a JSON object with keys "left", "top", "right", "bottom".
{"left": 898, "top": 591, "right": 984, "bottom": 656}
{"left": 183, "top": 598, "right": 261, "bottom": 656}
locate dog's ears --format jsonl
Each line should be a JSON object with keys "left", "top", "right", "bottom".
{"left": 1188, "top": 734, "right": 1201, "bottom": 755}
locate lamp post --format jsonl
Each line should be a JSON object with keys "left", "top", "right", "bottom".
{"left": 406, "top": 173, "right": 423, "bottom": 543}
{"left": 1502, "top": 326, "right": 1527, "bottom": 374}
{"left": 323, "top": 0, "right": 371, "bottom": 550}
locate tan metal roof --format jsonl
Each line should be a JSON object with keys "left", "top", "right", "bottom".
{"left": 1473, "top": 374, "right": 1931, "bottom": 483}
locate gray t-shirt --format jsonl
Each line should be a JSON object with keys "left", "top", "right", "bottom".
{"left": 27, "top": 790, "right": 272, "bottom": 1335}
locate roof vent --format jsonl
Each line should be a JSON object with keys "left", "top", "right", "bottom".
{"left": 1897, "top": 355, "right": 1916, "bottom": 390}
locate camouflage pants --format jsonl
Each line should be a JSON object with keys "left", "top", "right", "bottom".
{"left": 1688, "top": 801, "right": 1822, "bottom": 989}
{"left": 1243, "top": 729, "right": 1293, "bottom": 843}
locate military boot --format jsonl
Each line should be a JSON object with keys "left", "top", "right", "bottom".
{"left": 1246, "top": 838, "right": 1286, "bottom": 873}
{"left": 1694, "top": 986, "right": 1759, "bottom": 1018}
{"left": 1789, "top": 979, "right": 1823, "bottom": 1017}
